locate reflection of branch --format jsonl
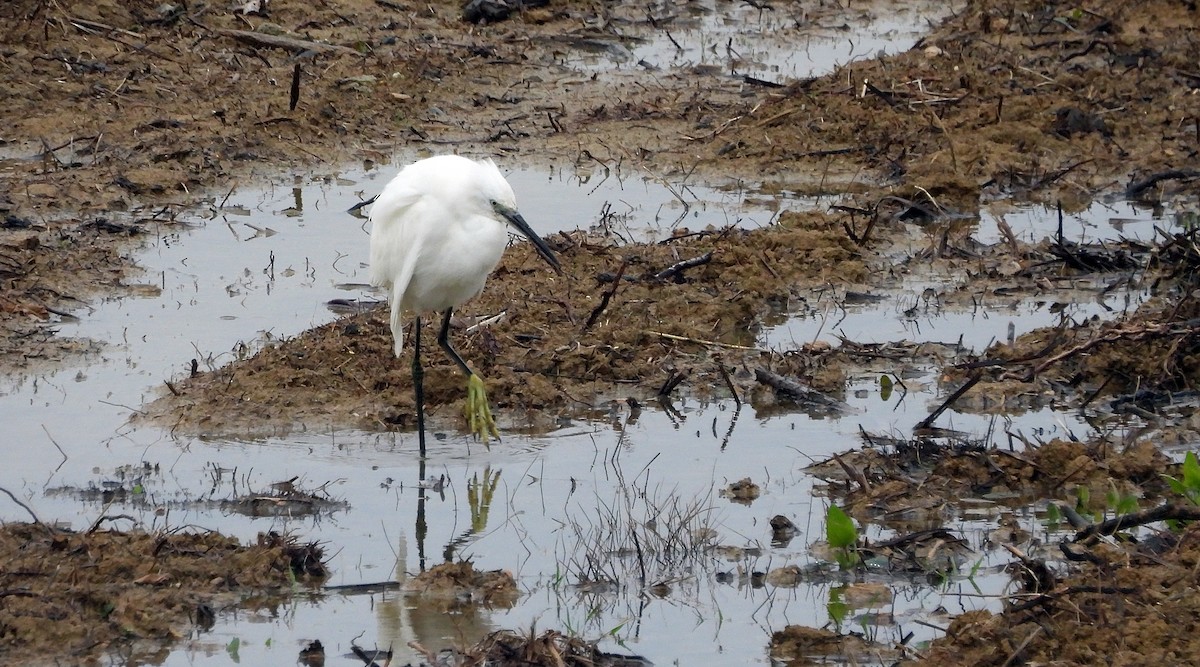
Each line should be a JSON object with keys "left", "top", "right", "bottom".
{"left": 755, "top": 367, "right": 853, "bottom": 415}
{"left": 0, "top": 487, "right": 48, "bottom": 531}
{"left": 915, "top": 373, "right": 980, "bottom": 431}
{"left": 718, "top": 402, "right": 742, "bottom": 451}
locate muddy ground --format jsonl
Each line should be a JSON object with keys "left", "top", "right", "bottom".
{"left": 3, "top": 0, "right": 1200, "bottom": 664}
{"left": 0, "top": 523, "right": 325, "bottom": 663}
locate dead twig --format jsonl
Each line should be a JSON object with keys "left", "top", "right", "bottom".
{"left": 87, "top": 513, "right": 138, "bottom": 534}
{"left": 1006, "top": 583, "right": 1140, "bottom": 614}
{"left": 647, "top": 330, "right": 764, "bottom": 352}
{"left": 716, "top": 356, "right": 741, "bottom": 406}
{"left": 1005, "top": 318, "right": 1200, "bottom": 382}
{"left": 657, "top": 369, "right": 688, "bottom": 398}
{"left": 583, "top": 259, "right": 628, "bottom": 332}
{"left": 1000, "top": 626, "right": 1043, "bottom": 667}
{"left": 1125, "top": 169, "right": 1200, "bottom": 198}
{"left": 959, "top": 322, "right": 1067, "bottom": 369}
{"left": 653, "top": 251, "right": 713, "bottom": 281}
{"left": 350, "top": 645, "right": 389, "bottom": 667}
{"left": 754, "top": 368, "right": 853, "bottom": 414}
{"left": 861, "top": 79, "right": 897, "bottom": 107}
{"left": 831, "top": 452, "right": 871, "bottom": 494}
{"left": 213, "top": 27, "right": 360, "bottom": 54}
{"left": 289, "top": 62, "right": 301, "bottom": 111}
{"left": 928, "top": 110, "right": 958, "bottom": 174}
{"left": 1073, "top": 502, "right": 1200, "bottom": 542}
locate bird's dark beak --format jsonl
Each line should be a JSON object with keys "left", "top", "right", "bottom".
{"left": 495, "top": 204, "right": 562, "bottom": 274}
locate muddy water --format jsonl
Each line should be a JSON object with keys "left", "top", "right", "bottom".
{"left": 979, "top": 199, "right": 1187, "bottom": 245}
{"left": 1, "top": 161, "right": 1121, "bottom": 665}
{"left": 564, "top": 0, "right": 939, "bottom": 81}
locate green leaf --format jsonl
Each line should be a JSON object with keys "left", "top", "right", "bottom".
{"left": 879, "top": 375, "right": 893, "bottom": 401}
{"left": 968, "top": 557, "right": 983, "bottom": 578}
{"left": 826, "top": 505, "right": 857, "bottom": 549}
{"left": 1164, "top": 451, "right": 1200, "bottom": 506}
{"left": 1183, "top": 451, "right": 1200, "bottom": 489}
{"left": 1116, "top": 494, "right": 1139, "bottom": 515}
{"left": 835, "top": 551, "right": 858, "bottom": 570}
{"left": 1075, "top": 486, "right": 1090, "bottom": 511}
{"left": 226, "top": 637, "right": 241, "bottom": 663}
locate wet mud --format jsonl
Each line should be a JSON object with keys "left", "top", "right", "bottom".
{"left": 0, "top": 524, "right": 324, "bottom": 663}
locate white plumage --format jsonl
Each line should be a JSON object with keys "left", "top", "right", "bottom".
{"left": 367, "top": 154, "right": 560, "bottom": 444}
{"left": 370, "top": 156, "right": 517, "bottom": 354}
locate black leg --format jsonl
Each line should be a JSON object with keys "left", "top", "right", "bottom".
{"left": 413, "top": 316, "right": 429, "bottom": 564}
{"left": 437, "top": 308, "right": 475, "bottom": 378}
{"left": 412, "top": 315, "right": 426, "bottom": 459}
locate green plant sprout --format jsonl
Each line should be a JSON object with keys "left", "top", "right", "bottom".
{"left": 826, "top": 505, "right": 860, "bottom": 570}
{"left": 1165, "top": 451, "right": 1200, "bottom": 506}
{"left": 1044, "top": 502, "right": 1062, "bottom": 531}
{"left": 1106, "top": 480, "right": 1139, "bottom": 516}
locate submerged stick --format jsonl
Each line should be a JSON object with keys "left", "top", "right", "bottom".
{"left": 915, "top": 373, "right": 981, "bottom": 431}
{"left": 754, "top": 368, "right": 853, "bottom": 414}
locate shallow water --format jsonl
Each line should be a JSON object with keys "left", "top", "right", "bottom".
{"left": 979, "top": 199, "right": 1188, "bottom": 245}
{"left": 1, "top": 157, "right": 1113, "bottom": 665}
{"left": 564, "top": 0, "right": 940, "bottom": 82}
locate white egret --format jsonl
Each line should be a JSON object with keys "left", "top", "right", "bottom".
{"left": 369, "top": 155, "right": 561, "bottom": 453}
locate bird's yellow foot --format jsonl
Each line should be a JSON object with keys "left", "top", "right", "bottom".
{"left": 465, "top": 374, "right": 499, "bottom": 444}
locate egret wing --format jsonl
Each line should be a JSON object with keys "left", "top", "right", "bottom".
{"left": 368, "top": 182, "right": 425, "bottom": 356}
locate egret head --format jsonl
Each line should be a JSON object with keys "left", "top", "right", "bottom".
{"left": 477, "top": 160, "right": 562, "bottom": 274}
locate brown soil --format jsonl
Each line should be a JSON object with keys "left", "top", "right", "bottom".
{"left": 771, "top": 625, "right": 901, "bottom": 665}
{"left": 812, "top": 437, "right": 1172, "bottom": 526}
{"left": 913, "top": 520, "right": 1200, "bottom": 667}
{"left": 4, "top": 0, "right": 1200, "bottom": 664}
{"left": 408, "top": 560, "right": 520, "bottom": 608}
{"left": 142, "top": 211, "right": 870, "bottom": 434}
{"left": 0, "top": 524, "right": 324, "bottom": 664}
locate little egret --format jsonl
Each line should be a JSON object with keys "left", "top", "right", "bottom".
{"left": 368, "top": 155, "right": 561, "bottom": 453}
